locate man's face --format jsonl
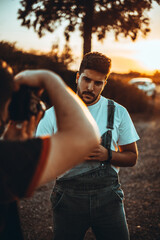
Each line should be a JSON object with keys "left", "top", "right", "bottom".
{"left": 76, "top": 69, "right": 107, "bottom": 105}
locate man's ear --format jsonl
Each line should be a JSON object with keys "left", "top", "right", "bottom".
{"left": 101, "top": 79, "right": 107, "bottom": 93}
{"left": 76, "top": 72, "right": 79, "bottom": 84}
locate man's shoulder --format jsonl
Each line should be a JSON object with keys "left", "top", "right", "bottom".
{"left": 46, "top": 106, "right": 55, "bottom": 114}
{"left": 44, "top": 106, "right": 55, "bottom": 119}
{"left": 101, "top": 96, "right": 126, "bottom": 112}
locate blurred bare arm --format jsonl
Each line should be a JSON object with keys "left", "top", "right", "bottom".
{"left": 14, "top": 70, "right": 100, "bottom": 186}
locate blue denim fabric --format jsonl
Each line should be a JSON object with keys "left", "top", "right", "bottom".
{"left": 51, "top": 163, "right": 130, "bottom": 240}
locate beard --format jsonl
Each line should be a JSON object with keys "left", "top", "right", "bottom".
{"left": 77, "top": 88, "right": 99, "bottom": 105}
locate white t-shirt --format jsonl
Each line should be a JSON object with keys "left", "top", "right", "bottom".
{"left": 36, "top": 96, "right": 139, "bottom": 178}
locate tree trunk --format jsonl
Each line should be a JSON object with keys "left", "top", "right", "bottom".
{"left": 83, "top": 0, "right": 94, "bottom": 56}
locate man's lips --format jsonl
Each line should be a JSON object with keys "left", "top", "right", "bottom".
{"left": 82, "top": 92, "right": 95, "bottom": 98}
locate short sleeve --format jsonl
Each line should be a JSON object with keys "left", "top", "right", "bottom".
{"left": 117, "top": 108, "right": 140, "bottom": 145}
{"left": 36, "top": 107, "right": 56, "bottom": 137}
{"left": 0, "top": 136, "right": 50, "bottom": 203}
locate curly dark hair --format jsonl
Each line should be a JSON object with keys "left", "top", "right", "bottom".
{"left": 79, "top": 52, "right": 111, "bottom": 78}
{"left": 0, "top": 60, "right": 13, "bottom": 111}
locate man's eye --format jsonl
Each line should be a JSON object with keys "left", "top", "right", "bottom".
{"left": 84, "top": 77, "right": 90, "bottom": 82}
{"left": 95, "top": 81, "right": 102, "bottom": 86}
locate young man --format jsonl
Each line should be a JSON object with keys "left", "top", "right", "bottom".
{"left": 36, "top": 52, "right": 140, "bottom": 240}
{"left": 0, "top": 61, "right": 100, "bottom": 239}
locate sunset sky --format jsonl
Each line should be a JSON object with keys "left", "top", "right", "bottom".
{"left": 0, "top": 0, "right": 160, "bottom": 74}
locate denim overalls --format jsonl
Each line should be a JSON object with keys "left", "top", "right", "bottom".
{"left": 51, "top": 100, "right": 130, "bottom": 240}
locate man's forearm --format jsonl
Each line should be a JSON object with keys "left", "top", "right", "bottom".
{"left": 110, "top": 142, "right": 138, "bottom": 167}
{"left": 83, "top": 143, "right": 138, "bottom": 167}
{"left": 111, "top": 150, "right": 138, "bottom": 167}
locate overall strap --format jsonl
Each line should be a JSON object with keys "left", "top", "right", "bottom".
{"left": 107, "top": 99, "right": 115, "bottom": 129}
{"left": 104, "top": 100, "right": 115, "bottom": 150}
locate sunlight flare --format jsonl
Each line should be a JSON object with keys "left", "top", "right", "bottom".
{"left": 135, "top": 40, "right": 160, "bottom": 71}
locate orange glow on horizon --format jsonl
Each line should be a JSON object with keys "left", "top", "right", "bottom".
{"left": 0, "top": 1, "right": 160, "bottom": 75}
{"left": 135, "top": 41, "right": 160, "bottom": 72}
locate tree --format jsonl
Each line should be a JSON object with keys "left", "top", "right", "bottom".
{"left": 18, "top": 0, "right": 160, "bottom": 55}
{"left": 0, "top": 41, "right": 71, "bottom": 73}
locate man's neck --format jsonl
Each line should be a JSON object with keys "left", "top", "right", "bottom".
{"left": 86, "top": 95, "right": 101, "bottom": 106}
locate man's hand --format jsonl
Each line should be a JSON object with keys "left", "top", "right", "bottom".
{"left": 84, "top": 145, "right": 108, "bottom": 161}
{"left": 3, "top": 112, "right": 43, "bottom": 141}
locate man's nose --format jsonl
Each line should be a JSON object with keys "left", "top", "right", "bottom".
{"left": 87, "top": 81, "right": 94, "bottom": 91}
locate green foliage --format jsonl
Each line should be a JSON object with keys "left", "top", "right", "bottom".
{"left": 0, "top": 41, "right": 72, "bottom": 74}
{"left": 103, "top": 77, "right": 152, "bottom": 113}
{"left": 47, "top": 71, "right": 153, "bottom": 114}
{"left": 64, "top": 74, "right": 153, "bottom": 113}
{"left": 153, "top": 71, "right": 160, "bottom": 84}
{"left": 0, "top": 40, "right": 76, "bottom": 107}
{"left": 18, "top": 0, "right": 160, "bottom": 54}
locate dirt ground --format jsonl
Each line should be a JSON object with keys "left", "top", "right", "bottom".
{"left": 19, "top": 112, "right": 160, "bottom": 240}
